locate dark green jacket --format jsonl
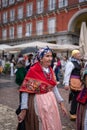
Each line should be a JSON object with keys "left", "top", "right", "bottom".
{"left": 15, "top": 67, "right": 27, "bottom": 86}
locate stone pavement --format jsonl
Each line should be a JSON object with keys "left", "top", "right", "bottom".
{"left": 0, "top": 104, "right": 17, "bottom": 130}
{"left": 0, "top": 74, "right": 76, "bottom": 130}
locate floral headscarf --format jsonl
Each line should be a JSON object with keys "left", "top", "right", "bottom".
{"left": 37, "top": 46, "right": 52, "bottom": 60}
{"left": 32, "top": 46, "right": 52, "bottom": 64}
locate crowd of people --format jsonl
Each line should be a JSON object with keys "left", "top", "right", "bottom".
{"left": 0, "top": 47, "right": 87, "bottom": 130}
{"left": 14, "top": 47, "right": 87, "bottom": 130}
{"left": 0, "top": 53, "right": 33, "bottom": 76}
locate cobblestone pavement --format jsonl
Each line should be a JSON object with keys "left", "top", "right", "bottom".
{"left": 0, "top": 74, "right": 76, "bottom": 130}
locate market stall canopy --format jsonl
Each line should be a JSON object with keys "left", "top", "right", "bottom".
{"left": 5, "top": 41, "right": 57, "bottom": 51}
{"left": 79, "top": 22, "right": 87, "bottom": 59}
{"left": 51, "top": 44, "right": 79, "bottom": 52}
{"left": 5, "top": 41, "right": 79, "bottom": 52}
{"left": 0, "top": 44, "right": 13, "bottom": 53}
{"left": 0, "top": 44, "right": 12, "bottom": 50}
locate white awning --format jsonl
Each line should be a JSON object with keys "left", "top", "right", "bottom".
{"left": 0, "top": 44, "right": 12, "bottom": 50}
{"left": 0, "top": 44, "right": 13, "bottom": 53}
{"left": 5, "top": 41, "right": 79, "bottom": 52}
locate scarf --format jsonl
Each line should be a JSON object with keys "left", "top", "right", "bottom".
{"left": 70, "top": 57, "right": 80, "bottom": 64}
{"left": 77, "top": 87, "right": 87, "bottom": 104}
{"left": 20, "top": 62, "right": 56, "bottom": 94}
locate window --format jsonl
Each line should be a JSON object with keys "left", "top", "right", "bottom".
{"left": 26, "top": 3, "right": 33, "bottom": 17}
{"left": 18, "top": 7, "right": 23, "bottom": 19}
{"left": 9, "top": 27, "right": 14, "bottom": 39}
{"left": 9, "top": 0, "right": 15, "bottom": 5}
{"left": 59, "top": 0, "right": 68, "bottom": 8}
{"left": 48, "top": 18, "right": 56, "bottom": 34}
{"left": 2, "top": 29, "right": 7, "bottom": 40}
{"left": 26, "top": 23, "right": 32, "bottom": 36}
{"left": 37, "top": 0, "right": 44, "bottom": 14}
{"left": 17, "top": 26, "right": 22, "bottom": 38}
{"left": 48, "top": 0, "right": 56, "bottom": 10}
{"left": 10, "top": 9, "right": 15, "bottom": 21}
{"left": 2, "top": 0, "right": 8, "bottom": 7}
{"left": 36, "top": 21, "right": 43, "bottom": 35}
{"left": 3, "top": 12, "right": 7, "bottom": 23}
{"left": 79, "top": 0, "right": 87, "bottom": 2}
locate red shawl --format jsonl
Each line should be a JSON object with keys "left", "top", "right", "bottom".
{"left": 20, "top": 62, "right": 57, "bottom": 94}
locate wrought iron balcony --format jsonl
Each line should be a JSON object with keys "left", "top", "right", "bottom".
{"left": 1, "top": 0, "right": 24, "bottom": 9}
{"left": 0, "top": 27, "right": 58, "bottom": 42}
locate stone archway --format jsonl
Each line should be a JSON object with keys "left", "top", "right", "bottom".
{"left": 68, "top": 8, "right": 87, "bottom": 45}
{"left": 68, "top": 8, "right": 87, "bottom": 33}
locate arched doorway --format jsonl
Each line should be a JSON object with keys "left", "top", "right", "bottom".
{"left": 68, "top": 8, "right": 87, "bottom": 45}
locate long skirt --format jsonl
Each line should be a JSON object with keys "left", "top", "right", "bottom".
{"left": 25, "top": 91, "right": 62, "bottom": 130}
{"left": 76, "top": 103, "right": 87, "bottom": 130}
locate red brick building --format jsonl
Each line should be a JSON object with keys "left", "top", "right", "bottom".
{"left": 0, "top": 0, "right": 87, "bottom": 46}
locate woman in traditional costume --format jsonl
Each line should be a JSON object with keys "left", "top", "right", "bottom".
{"left": 77, "top": 70, "right": 87, "bottom": 130}
{"left": 17, "top": 46, "right": 67, "bottom": 130}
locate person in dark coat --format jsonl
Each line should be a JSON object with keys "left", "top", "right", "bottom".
{"left": 63, "top": 50, "right": 82, "bottom": 120}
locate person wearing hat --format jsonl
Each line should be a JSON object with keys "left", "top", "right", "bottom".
{"left": 63, "top": 49, "right": 83, "bottom": 120}
{"left": 76, "top": 69, "right": 87, "bottom": 130}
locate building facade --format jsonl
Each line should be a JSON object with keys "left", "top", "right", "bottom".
{"left": 0, "top": 0, "right": 87, "bottom": 46}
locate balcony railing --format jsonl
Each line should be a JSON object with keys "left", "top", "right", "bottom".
{"left": 68, "top": 0, "right": 87, "bottom": 6}
{"left": 0, "top": 28, "right": 57, "bottom": 42}
{"left": 0, "top": 0, "right": 87, "bottom": 9}
{"left": 1, "top": 0, "right": 24, "bottom": 9}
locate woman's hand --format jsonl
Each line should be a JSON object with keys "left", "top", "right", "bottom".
{"left": 60, "top": 102, "right": 68, "bottom": 116}
{"left": 64, "top": 85, "right": 70, "bottom": 90}
{"left": 17, "top": 109, "right": 26, "bottom": 123}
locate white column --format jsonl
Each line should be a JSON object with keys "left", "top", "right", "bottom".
{"left": 10, "top": 63, "right": 14, "bottom": 76}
